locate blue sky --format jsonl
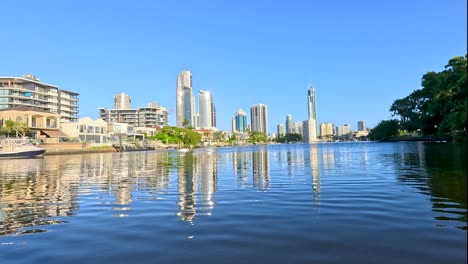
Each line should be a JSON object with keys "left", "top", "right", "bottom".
{"left": 1, "top": 0, "right": 466, "bottom": 133}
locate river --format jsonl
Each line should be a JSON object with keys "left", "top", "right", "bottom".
{"left": 0, "top": 142, "right": 466, "bottom": 263}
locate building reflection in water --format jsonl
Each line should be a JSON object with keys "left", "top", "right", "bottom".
{"left": 0, "top": 151, "right": 173, "bottom": 235}
{"left": 177, "top": 148, "right": 217, "bottom": 223}
{"left": 233, "top": 151, "right": 250, "bottom": 187}
{"left": 284, "top": 146, "right": 306, "bottom": 177}
{"left": 309, "top": 145, "right": 320, "bottom": 205}
{"left": 0, "top": 157, "right": 80, "bottom": 236}
{"left": 252, "top": 151, "right": 270, "bottom": 190}
{"left": 321, "top": 146, "right": 335, "bottom": 171}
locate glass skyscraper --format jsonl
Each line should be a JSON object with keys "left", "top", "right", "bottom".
{"left": 233, "top": 109, "right": 247, "bottom": 132}
{"left": 198, "top": 90, "right": 213, "bottom": 129}
{"left": 176, "top": 70, "right": 195, "bottom": 128}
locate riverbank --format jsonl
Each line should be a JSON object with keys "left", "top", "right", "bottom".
{"left": 43, "top": 146, "right": 118, "bottom": 156}
{"left": 42, "top": 142, "right": 235, "bottom": 156}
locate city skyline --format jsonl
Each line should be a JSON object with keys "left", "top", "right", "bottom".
{"left": 0, "top": 1, "right": 465, "bottom": 133}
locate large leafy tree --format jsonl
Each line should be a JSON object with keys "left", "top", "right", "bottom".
{"left": 390, "top": 55, "right": 467, "bottom": 139}
{"left": 1, "top": 120, "right": 29, "bottom": 137}
{"left": 368, "top": 120, "right": 400, "bottom": 141}
{"left": 249, "top": 131, "right": 268, "bottom": 144}
{"left": 150, "top": 126, "right": 201, "bottom": 147}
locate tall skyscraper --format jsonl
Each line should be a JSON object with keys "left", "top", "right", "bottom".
{"left": 308, "top": 87, "right": 317, "bottom": 121}
{"left": 277, "top": 123, "right": 285, "bottom": 138}
{"left": 176, "top": 70, "right": 195, "bottom": 128}
{"left": 233, "top": 109, "right": 247, "bottom": 132}
{"left": 114, "top": 92, "right": 131, "bottom": 110}
{"left": 198, "top": 90, "right": 213, "bottom": 128}
{"left": 357, "top": 120, "right": 366, "bottom": 131}
{"left": 211, "top": 96, "right": 216, "bottom": 128}
{"left": 250, "top": 104, "right": 268, "bottom": 135}
{"left": 304, "top": 86, "right": 318, "bottom": 142}
{"left": 285, "top": 114, "right": 293, "bottom": 134}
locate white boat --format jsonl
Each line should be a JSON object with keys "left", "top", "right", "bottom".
{"left": 0, "top": 138, "right": 47, "bottom": 159}
{"left": 178, "top": 148, "right": 190, "bottom": 153}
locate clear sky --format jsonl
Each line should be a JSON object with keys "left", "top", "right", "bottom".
{"left": 1, "top": 0, "right": 466, "bottom": 133}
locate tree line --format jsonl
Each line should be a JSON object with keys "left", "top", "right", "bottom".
{"left": 369, "top": 55, "right": 467, "bottom": 142}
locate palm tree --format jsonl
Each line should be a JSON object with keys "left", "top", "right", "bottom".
{"left": 182, "top": 119, "right": 189, "bottom": 128}
{"left": 4, "top": 120, "right": 30, "bottom": 138}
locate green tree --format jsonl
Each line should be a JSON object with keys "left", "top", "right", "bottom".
{"left": 228, "top": 133, "right": 237, "bottom": 144}
{"left": 3, "top": 120, "right": 29, "bottom": 137}
{"left": 149, "top": 126, "right": 201, "bottom": 147}
{"left": 275, "top": 133, "right": 302, "bottom": 143}
{"left": 367, "top": 119, "right": 400, "bottom": 141}
{"left": 390, "top": 55, "right": 467, "bottom": 140}
{"left": 285, "top": 133, "right": 302, "bottom": 142}
{"left": 182, "top": 119, "right": 189, "bottom": 128}
{"left": 180, "top": 128, "right": 201, "bottom": 147}
{"left": 249, "top": 131, "right": 267, "bottom": 144}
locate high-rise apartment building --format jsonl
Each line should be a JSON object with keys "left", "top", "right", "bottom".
{"left": 99, "top": 101, "right": 168, "bottom": 128}
{"left": 137, "top": 103, "right": 169, "bottom": 127}
{"left": 293, "top": 121, "right": 303, "bottom": 135}
{"left": 320, "top": 122, "right": 334, "bottom": 137}
{"left": 114, "top": 92, "right": 131, "bottom": 110}
{"left": 357, "top": 120, "right": 366, "bottom": 131}
{"left": 285, "top": 114, "right": 293, "bottom": 134}
{"left": 302, "top": 119, "right": 317, "bottom": 143}
{"left": 198, "top": 90, "right": 213, "bottom": 129}
{"left": 211, "top": 98, "right": 216, "bottom": 128}
{"left": 277, "top": 123, "right": 285, "bottom": 138}
{"left": 0, "top": 74, "right": 79, "bottom": 122}
{"left": 233, "top": 109, "right": 247, "bottom": 132}
{"left": 176, "top": 70, "right": 195, "bottom": 127}
{"left": 336, "top": 124, "right": 352, "bottom": 136}
{"left": 250, "top": 104, "right": 268, "bottom": 135}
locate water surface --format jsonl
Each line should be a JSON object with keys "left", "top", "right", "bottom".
{"left": 0, "top": 142, "right": 466, "bottom": 263}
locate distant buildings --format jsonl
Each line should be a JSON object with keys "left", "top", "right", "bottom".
{"left": 114, "top": 92, "right": 131, "bottom": 110}
{"left": 176, "top": 71, "right": 217, "bottom": 130}
{"left": 293, "top": 121, "right": 303, "bottom": 135}
{"left": 211, "top": 97, "right": 216, "bottom": 128}
{"left": 302, "top": 119, "right": 317, "bottom": 143}
{"left": 0, "top": 74, "right": 79, "bottom": 122}
{"left": 250, "top": 104, "right": 268, "bottom": 135}
{"left": 285, "top": 114, "right": 293, "bottom": 134}
{"left": 232, "top": 109, "right": 247, "bottom": 133}
{"left": 277, "top": 123, "right": 285, "bottom": 138}
{"left": 335, "top": 124, "right": 352, "bottom": 136}
{"left": 320, "top": 123, "right": 334, "bottom": 137}
{"left": 357, "top": 120, "right": 366, "bottom": 131}
{"left": 176, "top": 70, "right": 195, "bottom": 128}
{"left": 99, "top": 98, "right": 168, "bottom": 128}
